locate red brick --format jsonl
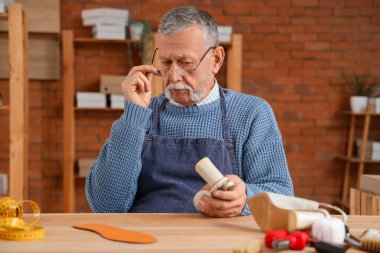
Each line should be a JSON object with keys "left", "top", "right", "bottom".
{"left": 345, "top": 51, "right": 371, "bottom": 60}
{"left": 264, "top": 34, "right": 290, "bottom": 42}
{"left": 291, "top": 0, "right": 318, "bottom": 7}
{"left": 250, "top": 6, "right": 278, "bottom": 15}
{"left": 303, "top": 60, "right": 330, "bottom": 68}
{"left": 252, "top": 25, "right": 279, "bottom": 33}
{"left": 278, "top": 7, "right": 305, "bottom": 16}
{"left": 305, "top": 42, "right": 331, "bottom": 50}
{"left": 305, "top": 9, "right": 332, "bottom": 17}
{"left": 236, "top": 16, "right": 263, "bottom": 24}
{"left": 279, "top": 26, "right": 305, "bottom": 34}
{"left": 319, "top": 0, "right": 345, "bottom": 7}
{"left": 265, "top": 16, "right": 290, "bottom": 24}
{"left": 291, "top": 17, "right": 317, "bottom": 25}
{"left": 275, "top": 94, "right": 301, "bottom": 102}
{"left": 224, "top": 6, "right": 252, "bottom": 15}
{"left": 334, "top": 8, "right": 360, "bottom": 16}
{"left": 360, "top": 7, "right": 380, "bottom": 15}
{"left": 291, "top": 33, "right": 317, "bottom": 42}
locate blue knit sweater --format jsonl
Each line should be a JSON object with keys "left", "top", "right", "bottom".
{"left": 86, "top": 89, "right": 293, "bottom": 215}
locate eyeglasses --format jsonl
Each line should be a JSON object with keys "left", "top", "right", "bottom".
{"left": 151, "top": 47, "right": 216, "bottom": 77}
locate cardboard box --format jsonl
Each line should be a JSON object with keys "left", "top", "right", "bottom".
{"left": 100, "top": 75, "right": 124, "bottom": 94}
{"left": 78, "top": 158, "right": 96, "bottom": 177}
{"left": 360, "top": 174, "right": 380, "bottom": 196}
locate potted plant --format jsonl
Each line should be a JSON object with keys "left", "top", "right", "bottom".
{"left": 342, "top": 72, "right": 376, "bottom": 113}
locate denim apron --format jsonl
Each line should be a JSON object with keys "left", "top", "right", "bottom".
{"left": 129, "top": 87, "right": 237, "bottom": 213}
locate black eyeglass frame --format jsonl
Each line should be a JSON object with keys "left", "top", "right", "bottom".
{"left": 151, "top": 46, "right": 216, "bottom": 76}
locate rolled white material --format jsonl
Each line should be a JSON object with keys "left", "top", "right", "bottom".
{"left": 195, "top": 157, "right": 224, "bottom": 187}
{"left": 311, "top": 217, "right": 346, "bottom": 244}
{"left": 288, "top": 210, "right": 329, "bottom": 231}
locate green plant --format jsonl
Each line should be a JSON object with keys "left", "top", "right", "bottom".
{"left": 342, "top": 72, "right": 376, "bottom": 96}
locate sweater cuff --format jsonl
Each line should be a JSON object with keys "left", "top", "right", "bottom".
{"left": 241, "top": 187, "right": 255, "bottom": 216}
{"left": 124, "top": 100, "right": 152, "bottom": 127}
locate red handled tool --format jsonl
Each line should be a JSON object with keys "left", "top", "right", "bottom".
{"left": 265, "top": 230, "right": 309, "bottom": 250}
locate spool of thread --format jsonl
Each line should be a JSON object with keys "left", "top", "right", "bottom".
{"left": 311, "top": 217, "right": 346, "bottom": 244}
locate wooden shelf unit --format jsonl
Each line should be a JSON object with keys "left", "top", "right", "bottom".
{"left": 337, "top": 106, "right": 380, "bottom": 208}
{"left": 0, "top": 3, "right": 29, "bottom": 200}
{"left": 62, "top": 30, "right": 242, "bottom": 212}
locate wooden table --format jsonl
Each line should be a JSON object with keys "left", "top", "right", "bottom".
{"left": 1, "top": 214, "right": 380, "bottom": 253}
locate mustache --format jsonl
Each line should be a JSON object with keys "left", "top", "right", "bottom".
{"left": 166, "top": 83, "right": 194, "bottom": 91}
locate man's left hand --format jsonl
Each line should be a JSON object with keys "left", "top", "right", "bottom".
{"left": 197, "top": 174, "right": 247, "bottom": 218}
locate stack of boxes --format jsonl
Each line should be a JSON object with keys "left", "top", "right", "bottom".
{"left": 217, "top": 26, "right": 232, "bottom": 43}
{"left": 100, "top": 75, "right": 125, "bottom": 109}
{"left": 81, "top": 8, "right": 129, "bottom": 40}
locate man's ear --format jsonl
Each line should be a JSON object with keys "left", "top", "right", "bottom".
{"left": 212, "top": 46, "right": 225, "bottom": 74}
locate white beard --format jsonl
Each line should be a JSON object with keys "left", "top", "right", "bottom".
{"left": 164, "top": 83, "right": 204, "bottom": 102}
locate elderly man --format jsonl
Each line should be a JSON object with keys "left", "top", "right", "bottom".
{"left": 86, "top": 6, "right": 293, "bottom": 217}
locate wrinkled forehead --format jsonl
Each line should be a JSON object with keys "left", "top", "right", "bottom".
{"left": 156, "top": 25, "right": 207, "bottom": 58}
{"left": 156, "top": 50, "right": 198, "bottom": 61}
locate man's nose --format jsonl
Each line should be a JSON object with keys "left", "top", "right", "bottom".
{"left": 167, "top": 67, "right": 183, "bottom": 83}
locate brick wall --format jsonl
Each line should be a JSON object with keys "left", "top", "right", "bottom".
{"left": 1, "top": 0, "right": 379, "bottom": 212}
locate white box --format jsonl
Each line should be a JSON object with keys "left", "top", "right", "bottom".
{"left": 0, "top": 0, "right": 15, "bottom": 13}
{"left": 81, "top": 8, "right": 129, "bottom": 19}
{"left": 76, "top": 92, "right": 106, "bottom": 101}
{"left": 219, "top": 34, "right": 231, "bottom": 43}
{"left": 93, "top": 31, "right": 125, "bottom": 40}
{"left": 217, "top": 26, "right": 232, "bottom": 35}
{"left": 357, "top": 139, "right": 380, "bottom": 160}
{"left": 111, "top": 101, "right": 124, "bottom": 109}
{"left": 0, "top": 3, "right": 5, "bottom": 13}
{"left": 83, "top": 16, "right": 128, "bottom": 27}
{"left": 77, "top": 100, "right": 107, "bottom": 109}
{"left": 92, "top": 24, "right": 125, "bottom": 34}
{"left": 110, "top": 94, "right": 124, "bottom": 101}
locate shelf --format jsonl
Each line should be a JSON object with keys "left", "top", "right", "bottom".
{"left": 340, "top": 111, "right": 380, "bottom": 116}
{"left": 0, "top": 13, "right": 8, "bottom": 20}
{"left": 74, "top": 37, "right": 142, "bottom": 45}
{"left": 73, "top": 37, "right": 233, "bottom": 47}
{"left": 0, "top": 106, "right": 10, "bottom": 110}
{"left": 335, "top": 154, "right": 380, "bottom": 164}
{"left": 75, "top": 107, "right": 123, "bottom": 112}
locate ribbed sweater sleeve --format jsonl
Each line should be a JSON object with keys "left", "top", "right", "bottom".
{"left": 239, "top": 99, "right": 293, "bottom": 215}
{"left": 85, "top": 100, "right": 152, "bottom": 212}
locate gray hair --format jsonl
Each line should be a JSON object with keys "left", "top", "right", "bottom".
{"left": 158, "top": 6, "right": 219, "bottom": 48}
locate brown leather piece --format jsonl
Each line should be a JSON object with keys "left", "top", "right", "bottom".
{"left": 73, "top": 224, "right": 156, "bottom": 244}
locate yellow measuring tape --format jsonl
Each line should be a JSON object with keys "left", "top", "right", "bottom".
{"left": 0, "top": 197, "right": 44, "bottom": 241}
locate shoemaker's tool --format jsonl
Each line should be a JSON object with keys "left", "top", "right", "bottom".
{"left": 265, "top": 230, "right": 309, "bottom": 250}
{"left": 193, "top": 157, "right": 235, "bottom": 211}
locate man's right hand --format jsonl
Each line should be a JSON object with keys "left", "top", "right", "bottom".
{"left": 121, "top": 65, "right": 157, "bottom": 108}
